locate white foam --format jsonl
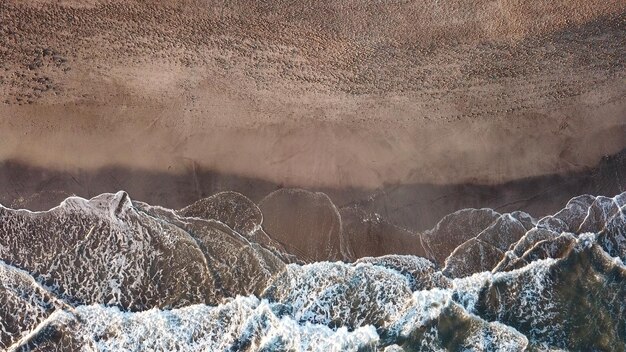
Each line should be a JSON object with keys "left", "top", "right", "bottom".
{"left": 69, "top": 297, "right": 380, "bottom": 351}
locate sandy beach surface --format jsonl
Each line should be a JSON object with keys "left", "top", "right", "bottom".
{"left": 0, "top": 0, "right": 624, "bottom": 211}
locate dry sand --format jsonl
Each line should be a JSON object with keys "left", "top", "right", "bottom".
{"left": 0, "top": 0, "right": 625, "bottom": 192}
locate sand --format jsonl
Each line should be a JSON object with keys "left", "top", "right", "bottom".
{"left": 0, "top": 0, "right": 625, "bottom": 193}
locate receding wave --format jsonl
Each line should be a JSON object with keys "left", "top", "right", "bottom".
{"left": 1, "top": 189, "right": 625, "bottom": 351}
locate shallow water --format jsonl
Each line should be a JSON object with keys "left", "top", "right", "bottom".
{"left": 1, "top": 190, "right": 625, "bottom": 351}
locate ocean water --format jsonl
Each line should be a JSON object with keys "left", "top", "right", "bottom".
{"left": 1, "top": 190, "right": 625, "bottom": 351}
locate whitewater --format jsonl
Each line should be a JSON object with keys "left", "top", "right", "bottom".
{"left": 1, "top": 190, "right": 625, "bottom": 351}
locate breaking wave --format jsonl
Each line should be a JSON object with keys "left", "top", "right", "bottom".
{"left": 1, "top": 189, "right": 625, "bottom": 351}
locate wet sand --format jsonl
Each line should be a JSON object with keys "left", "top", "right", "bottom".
{"left": 1, "top": 147, "right": 623, "bottom": 231}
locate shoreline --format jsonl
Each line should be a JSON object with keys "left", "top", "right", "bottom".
{"left": 1, "top": 147, "right": 623, "bottom": 231}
